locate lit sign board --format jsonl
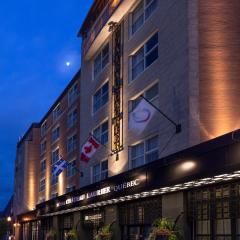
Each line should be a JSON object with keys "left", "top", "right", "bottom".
{"left": 56, "top": 178, "right": 141, "bottom": 208}
{"left": 84, "top": 213, "right": 103, "bottom": 222}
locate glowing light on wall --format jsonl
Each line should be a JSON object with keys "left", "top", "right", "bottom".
{"left": 199, "top": 1, "right": 240, "bottom": 140}
{"left": 59, "top": 172, "right": 64, "bottom": 196}
{"left": 179, "top": 161, "right": 197, "bottom": 172}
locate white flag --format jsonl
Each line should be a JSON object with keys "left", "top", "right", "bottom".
{"left": 129, "top": 98, "right": 156, "bottom": 134}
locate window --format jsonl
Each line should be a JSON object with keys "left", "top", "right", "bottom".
{"left": 41, "top": 121, "right": 47, "bottom": 137}
{"left": 145, "top": 83, "right": 158, "bottom": 101}
{"left": 51, "top": 174, "right": 58, "bottom": 186}
{"left": 51, "top": 192, "right": 58, "bottom": 198}
{"left": 130, "top": 32, "right": 158, "bottom": 81}
{"left": 40, "top": 141, "right": 47, "bottom": 155}
{"left": 130, "top": 0, "right": 157, "bottom": 36}
{"left": 39, "top": 178, "right": 45, "bottom": 192}
{"left": 94, "top": 44, "right": 109, "bottom": 78}
{"left": 130, "top": 135, "right": 159, "bottom": 169}
{"left": 66, "top": 186, "right": 76, "bottom": 193}
{"left": 51, "top": 148, "right": 59, "bottom": 165}
{"left": 93, "top": 121, "right": 108, "bottom": 145}
{"left": 101, "top": 160, "right": 108, "bottom": 180}
{"left": 40, "top": 159, "right": 46, "bottom": 173}
{"left": 129, "top": 83, "right": 159, "bottom": 112}
{"left": 51, "top": 127, "right": 60, "bottom": 143}
{"left": 67, "top": 134, "right": 77, "bottom": 153}
{"left": 130, "top": 142, "right": 144, "bottom": 168}
{"left": 131, "top": 1, "right": 144, "bottom": 35}
{"left": 67, "top": 109, "right": 78, "bottom": 128}
{"left": 188, "top": 185, "right": 240, "bottom": 240}
{"left": 93, "top": 82, "right": 109, "bottom": 113}
{"left": 53, "top": 104, "right": 61, "bottom": 122}
{"left": 66, "top": 160, "right": 76, "bottom": 178}
{"left": 68, "top": 83, "right": 78, "bottom": 105}
{"left": 145, "top": 0, "right": 158, "bottom": 19}
{"left": 92, "top": 160, "right": 108, "bottom": 183}
{"left": 145, "top": 135, "right": 159, "bottom": 163}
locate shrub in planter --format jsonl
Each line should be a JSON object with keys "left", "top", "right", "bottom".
{"left": 95, "top": 224, "right": 112, "bottom": 240}
{"left": 148, "top": 219, "right": 177, "bottom": 240}
{"left": 45, "top": 229, "right": 57, "bottom": 240}
{"left": 66, "top": 229, "right": 79, "bottom": 240}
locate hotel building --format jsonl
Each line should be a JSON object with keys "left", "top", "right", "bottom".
{"left": 13, "top": 71, "right": 81, "bottom": 239}
{"left": 14, "top": 0, "right": 240, "bottom": 240}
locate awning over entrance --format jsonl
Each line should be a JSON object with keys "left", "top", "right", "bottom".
{"left": 37, "top": 130, "right": 240, "bottom": 217}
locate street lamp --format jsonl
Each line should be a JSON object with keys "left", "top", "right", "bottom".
{"left": 6, "top": 216, "right": 12, "bottom": 239}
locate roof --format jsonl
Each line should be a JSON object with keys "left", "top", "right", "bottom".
{"left": 78, "top": 0, "right": 108, "bottom": 36}
{"left": 17, "top": 123, "right": 40, "bottom": 147}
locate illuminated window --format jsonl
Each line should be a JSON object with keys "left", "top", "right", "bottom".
{"left": 94, "top": 43, "right": 109, "bottom": 78}
{"left": 93, "top": 121, "right": 108, "bottom": 145}
{"left": 93, "top": 82, "right": 109, "bottom": 113}
{"left": 92, "top": 160, "right": 108, "bottom": 183}
{"left": 68, "top": 83, "right": 78, "bottom": 106}
{"left": 130, "top": 135, "right": 159, "bottom": 169}
{"left": 51, "top": 127, "right": 60, "bottom": 143}
{"left": 130, "top": 0, "right": 158, "bottom": 36}
{"left": 53, "top": 104, "right": 61, "bottom": 122}
{"left": 66, "top": 159, "right": 76, "bottom": 178}
{"left": 130, "top": 32, "right": 158, "bottom": 81}
{"left": 67, "top": 134, "right": 77, "bottom": 153}
{"left": 67, "top": 108, "right": 78, "bottom": 128}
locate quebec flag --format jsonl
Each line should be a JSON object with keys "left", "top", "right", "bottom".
{"left": 52, "top": 158, "right": 69, "bottom": 177}
{"left": 129, "top": 98, "right": 156, "bottom": 134}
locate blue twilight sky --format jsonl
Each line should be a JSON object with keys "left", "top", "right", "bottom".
{"left": 0, "top": 0, "right": 94, "bottom": 211}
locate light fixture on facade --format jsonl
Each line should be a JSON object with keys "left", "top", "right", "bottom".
{"left": 179, "top": 160, "right": 197, "bottom": 172}
{"left": 41, "top": 169, "right": 240, "bottom": 218}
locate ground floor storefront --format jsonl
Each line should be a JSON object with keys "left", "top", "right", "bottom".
{"left": 17, "top": 131, "right": 240, "bottom": 240}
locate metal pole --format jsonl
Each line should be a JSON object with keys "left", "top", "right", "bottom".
{"left": 140, "top": 95, "right": 181, "bottom": 134}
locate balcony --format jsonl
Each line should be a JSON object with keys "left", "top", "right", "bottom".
{"left": 82, "top": 0, "right": 137, "bottom": 60}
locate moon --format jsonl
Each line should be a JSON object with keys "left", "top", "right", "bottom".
{"left": 66, "top": 61, "right": 71, "bottom": 67}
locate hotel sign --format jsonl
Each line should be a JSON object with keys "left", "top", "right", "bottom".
{"left": 56, "top": 178, "right": 142, "bottom": 208}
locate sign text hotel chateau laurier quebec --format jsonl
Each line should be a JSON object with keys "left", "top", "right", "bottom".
{"left": 56, "top": 178, "right": 141, "bottom": 208}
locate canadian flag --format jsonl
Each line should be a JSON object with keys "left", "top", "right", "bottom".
{"left": 80, "top": 136, "right": 100, "bottom": 163}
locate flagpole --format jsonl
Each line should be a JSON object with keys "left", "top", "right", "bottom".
{"left": 89, "top": 133, "right": 114, "bottom": 157}
{"left": 140, "top": 95, "right": 181, "bottom": 134}
{"left": 59, "top": 154, "right": 83, "bottom": 177}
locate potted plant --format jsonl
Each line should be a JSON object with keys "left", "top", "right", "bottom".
{"left": 45, "top": 229, "right": 57, "bottom": 240}
{"left": 95, "top": 224, "right": 112, "bottom": 240}
{"left": 148, "top": 218, "right": 178, "bottom": 240}
{"left": 66, "top": 229, "right": 79, "bottom": 240}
